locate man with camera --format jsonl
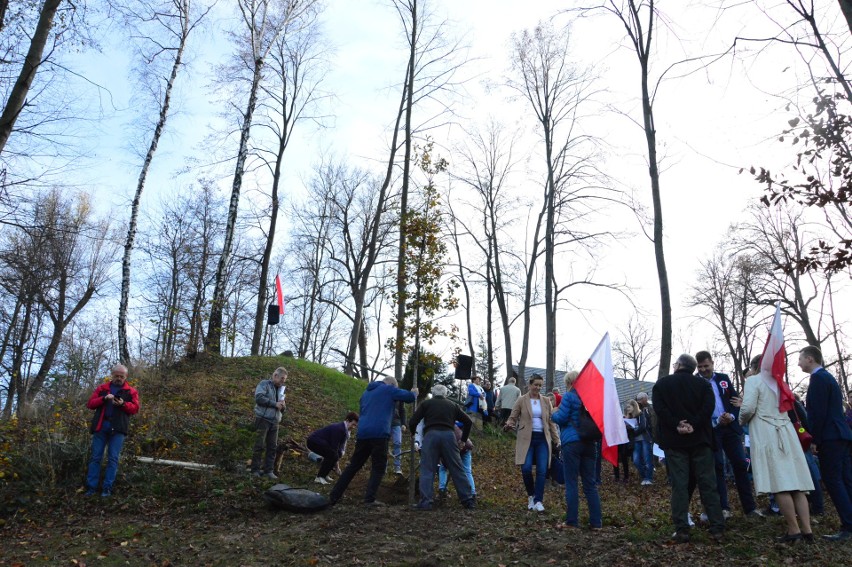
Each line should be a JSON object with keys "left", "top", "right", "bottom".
{"left": 85, "top": 364, "right": 140, "bottom": 497}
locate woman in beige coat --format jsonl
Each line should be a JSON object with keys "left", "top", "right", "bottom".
{"left": 739, "top": 355, "right": 814, "bottom": 543}
{"left": 504, "top": 374, "right": 560, "bottom": 512}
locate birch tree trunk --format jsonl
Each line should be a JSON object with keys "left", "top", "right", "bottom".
{"left": 0, "top": 0, "right": 62, "bottom": 155}
{"left": 119, "top": 0, "right": 201, "bottom": 363}
{"left": 207, "top": 0, "right": 316, "bottom": 354}
{"left": 206, "top": 60, "right": 264, "bottom": 355}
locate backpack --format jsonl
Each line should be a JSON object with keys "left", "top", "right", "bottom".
{"left": 578, "top": 404, "right": 602, "bottom": 442}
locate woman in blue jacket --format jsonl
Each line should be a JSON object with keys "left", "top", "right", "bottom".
{"left": 551, "top": 373, "right": 602, "bottom": 529}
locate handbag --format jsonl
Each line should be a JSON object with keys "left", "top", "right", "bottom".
{"left": 549, "top": 451, "right": 565, "bottom": 485}
{"left": 792, "top": 406, "right": 813, "bottom": 452}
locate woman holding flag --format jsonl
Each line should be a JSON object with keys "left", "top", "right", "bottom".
{"left": 552, "top": 370, "right": 603, "bottom": 530}
{"left": 739, "top": 308, "right": 815, "bottom": 543}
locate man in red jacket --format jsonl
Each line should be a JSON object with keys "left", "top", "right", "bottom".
{"left": 85, "top": 364, "right": 140, "bottom": 497}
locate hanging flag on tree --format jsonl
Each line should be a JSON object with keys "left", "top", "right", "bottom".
{"left": 275, "top": 274, "right": 285, "bottom": 315}
{"left": 573, "top": 333, "right": 628, "bottom": 466}
{"left": 760, "top": 301, "right": 795, "bottom": 412}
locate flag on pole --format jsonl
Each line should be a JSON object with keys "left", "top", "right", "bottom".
{"left": 573, "top": 333, "right": 629, "bottom": 466}
{"left": 275, "top": 274, "right": 285, "bottom": 315}
{"left": 760, "top": 301, "right": 795, "bottom": 412}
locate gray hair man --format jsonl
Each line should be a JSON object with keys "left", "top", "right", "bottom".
{"left": 251, "top": 367, "right": 288, "bottom": 479}
{"left": 652, "top": 354, "right": 724, "bottom": 543}
{"left": 495, "top": 376, "right": 521, "bottom": 426}
{"left": 409, "top": 383, "right": 475, "bottom": 510}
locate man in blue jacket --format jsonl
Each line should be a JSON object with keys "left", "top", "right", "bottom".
{"left": 329, "top": 376, "right": 417, "bottom": 506}
{"left": 801, "top": 345, "right": 852, "bottom": 541}
{"left": 695, "top": 351, "right": 760, "bottom": 518}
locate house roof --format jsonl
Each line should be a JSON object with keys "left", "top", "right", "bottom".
{"left": 510, "top": 365, "right": 654, "bottom": 405}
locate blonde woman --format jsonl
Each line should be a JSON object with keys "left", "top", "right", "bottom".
{"left": 504, "top": 374, "right": 560, "bottom": 512}
{"left": 552, "top": 370, "right": 603, "bottom": 529}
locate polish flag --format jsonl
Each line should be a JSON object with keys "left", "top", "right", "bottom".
{"left": 275, "top": 274, "right": 285, "bottom": 315}
{"left": 573, "top": 333, "right": 629, "bottom": 466}
{"left": 760, "top": 302, "right": 795, "bottom": 412}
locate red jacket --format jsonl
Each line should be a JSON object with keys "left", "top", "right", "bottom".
{"left": 88, "top": 381, "right": 140, "bottom": 434}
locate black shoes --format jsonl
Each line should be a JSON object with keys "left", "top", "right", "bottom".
{"left": 776, "top": 533, "right": 802, "bottom": 544}
{"left": 672, "top": 530, "right": 690, "bottom": 544}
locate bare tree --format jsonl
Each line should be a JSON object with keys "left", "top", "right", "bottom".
{"left": 613, "top": 315, "right": 657, "bottom": 381}
{"left": 249, "top": 2, "right": 327, "bottom": 355}
{"left": 690, "top": 246, "right": 767, "bottom": 389}
{"left": 585, "top": 1, "right": 673, "bottom": 377}
{"left": 445, "top": 197, "right": 475, "bottom": 361}
{"left": 0, "top": 0, "right": 63, "bottom": 155}
{"left": 734, "top": 203, "right": 830, "bottom": 347}
{"left": 729, "top": 2, "right": 852, "bottom": 272}
{"left": 139, "top": 179, "right": 224, "bottom": 363}
{"left": 206, "top": 0, "right": 317, "bottom": 354}
{"left": 450, "top": 120, "right": 518, "bottom": 384}
{"left": 388, "top": 0, "right": 467, "bottom": 381}
{"left": 0, "top": 189, "right": 114, "bottom": 416}
{"left": 117, "top": 0, "right": 211, "bottom": 364}
{"left": 508, "top": 21, "right": 605, "bottom": 389}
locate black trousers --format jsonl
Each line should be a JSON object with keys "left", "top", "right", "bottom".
{"left": 329, "top": 437, "right": 388, "bottom": 504}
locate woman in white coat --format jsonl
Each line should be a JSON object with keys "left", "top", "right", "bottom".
{"left": 739, "top": 355, "right": 814, "bottom": 543}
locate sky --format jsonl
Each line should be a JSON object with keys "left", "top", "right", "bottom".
{"left": 55, "top": 0, "right": 851, "bottom": 381}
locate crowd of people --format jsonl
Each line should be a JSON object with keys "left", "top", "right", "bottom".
{"left": 81, "top": 346, "right": 852, "bottom": 545}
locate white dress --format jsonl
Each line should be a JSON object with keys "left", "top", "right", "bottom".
{"left": 739, "top": 372, "right": 813, "bottom": 494}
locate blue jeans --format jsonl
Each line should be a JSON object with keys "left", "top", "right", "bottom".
{"left": 419, "top": 430, "right": 473, "bottom": 507}
{"left": 86, "top": 431, "right": 126, "bottom": 492}
{"left": 439, "top": 451, "right": 475, "bottom": 494}
{"left": 594, "top": 440, "right": 602, "bottom": 484}
{"left": 633, "top": 439, "right": 654, "bottom": 482}
{"left": 562, "top": 441, "right": 602, "bottom": 528}
{"left": 391, "top": 425, "right": 402, "bottom": 470}
{"left": 521, "top": 431, "right": 549, "bottom": 504}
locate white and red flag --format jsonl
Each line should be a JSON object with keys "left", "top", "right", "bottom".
{"left": 760, "top": 302, "right": 795, "bottom": 412}
{"left": 275, "top": 274, "right": 285, "bottom": 315}
{"left": 573, "top": 333, "right": 629, "bottom": 466}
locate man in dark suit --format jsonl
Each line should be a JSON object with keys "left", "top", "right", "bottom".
{"left": 695, "top": 351, "right": 760, "bottom": 518}
{"left": 653, "top": 354, "right": 725, "bottom": 543}
{"left": 801, "top": 345, "right": 852, "bottom": 540}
